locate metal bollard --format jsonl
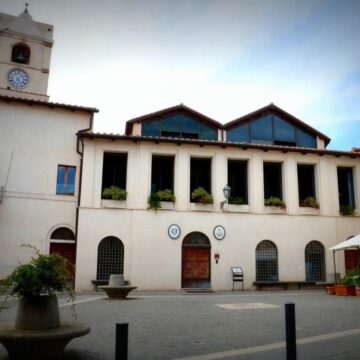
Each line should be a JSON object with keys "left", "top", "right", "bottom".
{"left": 285, "top": 303, "right": 297, "bottom": 360}
{"left": 115, "top": 323, "right": 128, "bottom": 360}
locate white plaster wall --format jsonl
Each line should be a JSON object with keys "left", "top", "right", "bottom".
{"left": 76, "top": 138, "right": 360, "bottom": 291}
{"left": 0, "top": 101, "right": 91, "bottom": 277}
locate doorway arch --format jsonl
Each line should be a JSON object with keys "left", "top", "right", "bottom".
{"left": 182, "top": 232, "right": 211, "bottom": 289}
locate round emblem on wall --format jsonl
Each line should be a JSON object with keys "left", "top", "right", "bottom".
{"left": 8, "top": 68, "right": 29, "bottom": 88}
{"left": 213, "top": 225, "right": 225, "bottom": 240}
{"left": 168, "top": 224, "right": 181, "bottom": 239}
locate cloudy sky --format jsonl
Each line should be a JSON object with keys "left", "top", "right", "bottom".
{"left": 2, "top": 0, "right": 360, "bottom": 149}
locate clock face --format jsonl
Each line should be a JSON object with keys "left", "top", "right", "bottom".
{"left": 8, "top": 69, "right": 29, "bottom": 88}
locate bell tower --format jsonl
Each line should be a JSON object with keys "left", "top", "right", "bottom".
{"left": 0, "top": 5, "right": 53, "bottom": 101}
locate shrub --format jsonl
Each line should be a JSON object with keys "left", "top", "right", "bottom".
{"left": 102, "top": 186, "right": 127, "bottom": 201}
{"left": 0, "top": 244, "right": 74, "bottom": 300}
{"left": 228, "top": 196, "right": 246, "bottom": 205}
{"left": 301, "top": 196, "right": 319, "bottom": 209}
{"left": 339, "top": 205, "right": 356, "bottom": 216}
{"left": 148, "top": 189, "right": 176, "bottom": 210}
{"left": 191, "top": 187, "right": 213, "bottom": 204}
{"left": 340, "top": 268, "right": 360, "bottom": 286}
{"left": 264, "top": 197, "right": 286, "bottom": 209}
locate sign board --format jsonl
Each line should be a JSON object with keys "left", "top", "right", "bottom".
{"left": 231, "top": 267, "right": 243, "bottom": 275}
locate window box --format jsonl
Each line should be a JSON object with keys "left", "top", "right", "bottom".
{"left": 190, "top": 203, "right": 214, "bottom": 212}
{"left": 299, "top": 206, "right": 320, "bottom": 215}
{"left": 228, "top": 204, "right": 250, "bottom": 213}
{"left": 159, "top": 201, "right": 175, "bottom": 210}
{"left": 101, "top": 199, "right": 126, "bottom": 209}
{"left": 265, "top": 206, "right": 286, "bottom": 214}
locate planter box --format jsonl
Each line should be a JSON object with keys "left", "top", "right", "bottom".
{"left": 228, "top": 204, "right": 250, "bottom": 213}
{"left": 357, "top": 287, "right": 360, "bottom": 297}
{"left": 299, "top": 207, "right": 320, "bottom": 215}
{"left": 159, "top": 201, "right": 175, "bottom": 210}
{"left": 101, "top": 199, "right": 126, "bottom": 209}
{"left": 265, "top": 206, "right": 286, "bottom": 214}
{"left": 334, "top": 284, "right": 356, "bottom": 296}
{"left": 325, "top": 286, "right": 335, "bottom": 295}
{"left": 190, "top": 203, "right": 214, "bottom": 212}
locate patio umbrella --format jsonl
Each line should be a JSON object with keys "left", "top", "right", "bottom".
{"left": 329, "top": 234, "right": 360, "bottom": 283}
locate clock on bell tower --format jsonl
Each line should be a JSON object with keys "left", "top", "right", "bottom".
{"left": 0, "top": 5, "right": 54, "bottom": 101}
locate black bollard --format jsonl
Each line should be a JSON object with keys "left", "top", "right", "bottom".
{"left": 115, "top": 323, "right": 128, "bottom": 360}
{"left": 285, "top": 303, "right": 297, "bottom": 360}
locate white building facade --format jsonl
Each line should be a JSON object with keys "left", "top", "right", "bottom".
{"left": 0, "top": 8, "right": 359, "bottom": 292}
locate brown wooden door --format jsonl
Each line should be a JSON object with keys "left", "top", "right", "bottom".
{"left": 49, "top": 242, "right": 76, "bottom": 284}
{"left": 345, "top": 249, "right": 359, "bottom": 271}
{"left": 182, "top": 247, "right": 210, "bottom": 288}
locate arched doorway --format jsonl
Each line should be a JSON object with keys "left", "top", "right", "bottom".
{"left": 182, "top": 232, "right": 211, "bottom": 289}
{"left": 97, "top": 236, "right": 124, "bottom": 281}
{"left": 49, "top": 227, "right": 76, "bottom": 285}
{"left": 305, "top": 241, "right": 325, "bottom": 281}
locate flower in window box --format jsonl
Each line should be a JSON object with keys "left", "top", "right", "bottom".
{"left": 264, "top": 197, "right": 286, "bottom": 209}
{"left": 102, "top": 186, "right": 127, "bottom": 201}
{"left": 191, "top": 187, "right": 214, "bottom": 205}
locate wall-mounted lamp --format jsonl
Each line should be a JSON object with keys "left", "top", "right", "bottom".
{"left": 220, "top": 184, "right": 231, "bottom": 210}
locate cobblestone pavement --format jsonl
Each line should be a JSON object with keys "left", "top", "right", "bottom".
{"left": 1, "top": 290, "right": 360, "bottom": 359}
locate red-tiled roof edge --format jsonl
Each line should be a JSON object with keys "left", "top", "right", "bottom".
{"left": 78, "top": 132, "right": 360, "bottom": 158}
{"left": 223, "top": 103, "right": 331, "bottom": 145}
{"left": 0, "top": 95, "right": 99, "bottom": 113}
{"left": 125, "top": 103, "right": 222, "bottom": 135}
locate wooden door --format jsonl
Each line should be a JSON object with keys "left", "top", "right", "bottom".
{"left": 182, "top": 247, "right": 210, "bottom": 288}
{"left": 345, "top": 249, "right": 359, "bottom": 271}
{"left": 49, "top": 242, "right": 76, "bottom": 284}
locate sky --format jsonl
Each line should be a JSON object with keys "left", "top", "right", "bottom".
{"left": 2, "top": 0, "right": 360, "bottom": 150}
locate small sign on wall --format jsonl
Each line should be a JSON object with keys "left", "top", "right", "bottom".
{"left": 213, "top": 225, "right": 225, "bottom": 240}
{"left": 168, "top": 224, "right": 181, "bottom": 239}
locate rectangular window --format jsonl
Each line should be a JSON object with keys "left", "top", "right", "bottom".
{"left": 56, "top": 165, "right": 76, "bottom": 195}
{"left": 337, "top": 167, "right": 355, "bottom": 208}
{"left": 151, "top": 155, "right": 174, "bottom": 193}
{"left": 263, "top": 162, "right": 282, "bottom": 200}
{"left": 228, "top": 160, "right": 248, "bottom": 204}
{"left": 101, "top": 153, "right": 127, "bottom": 197}
{"left": 190, "top": 157, "right": 211, "bottom": 202}
{"left": 297, "top": 164, "right": 316, "bottom": 205}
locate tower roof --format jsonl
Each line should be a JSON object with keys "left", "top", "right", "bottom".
{"left": 0, "top": 6, "right": 53, "bottom": 42}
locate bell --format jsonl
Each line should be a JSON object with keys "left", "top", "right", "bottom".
{"left": 16, "top": 51, "right": 26, "bottom": 62}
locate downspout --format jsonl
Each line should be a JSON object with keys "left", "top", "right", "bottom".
{"left": 74, "top": 112, "right": 94, "bottom": 287}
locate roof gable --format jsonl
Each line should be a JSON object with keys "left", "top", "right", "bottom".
{"left": 224, "top": 104, "right": 331, "bottom": 146}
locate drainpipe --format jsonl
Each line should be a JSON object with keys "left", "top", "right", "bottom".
{"left": 74, "top": 112, "right": 94, "bottom": 287}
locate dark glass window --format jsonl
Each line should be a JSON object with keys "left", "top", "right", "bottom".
{"left": 11, "top": 44, "right": 30, "bottom": 64}
{"left": 97, "top": 237, "right": 124, "bottom": 281}
{"left": 264, "top": 162, "right": 282, "bottom": 200}
{"left": 190, "top": 158, "right": 211, "bottom": 201}
{"left": 297, "top": 129, "right": 316, "bottom": 148}
{"left": 228, "top": 160, "right": 248, "bottom": 204}
{"left": 251, "top": 115, "right": 272, "bottom": 140}
{"left": 56, "top": 165, "right": 76, "bottom": 195}
{"left": 151, "top": 155, "right": 174, "bottom": 193}
{"left": 199, "top": 123, "right": 218, "bottom": 140}
{"left": 102, "top": 153, "right": 127, "bottom": 196}
{"left": 227, "top": 124, "right": 249, "bottom": 142}
{"left": 274, "top": 116, "right": 295, "bottom": 143}
{"left": 182, "top": 116, "right": 200, "bottom": 134}
{"left": 305, "top": 241, "right": 325, "bottom": 281}
{"left": 256, "top": 240, "right": 278, "bottom": 281}
{"left": 142, "top": 120, "right": 161, "bottom": 136}
{"left": 337, "top": 167, "right": 355, "bottom": 208}
{"left": 298, "top": 164, "right": 316, "bottom": 204}
{"left": 162, "top": 114, "right": 181, "bottom": 132}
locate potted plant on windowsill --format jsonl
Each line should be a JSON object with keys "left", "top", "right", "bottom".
{"left": 102, "top": 186, "right": 127, "bottom": 208}
{"left": 264, "top": 197, "right": 286, "bottom": 213}
{"left": 148, "top": 189, "right": 175, "bottom": 210}
{"left": 300, "top": 196, "right": 319, "bottom": 209}
{"left": 334, "top": 269, "right": 357, "bottom": 296}
{"left": 339, "top": 205, "right": 356, "bottom": 216}
{"left": 190, "top": 187, "right": 213, "bottom": 211}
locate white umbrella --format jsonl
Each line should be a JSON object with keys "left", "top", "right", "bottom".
{"left": 330, "top": 234, "right": 360, "bottom": 251}
{"left": 329, "top": 234, "right": 360, "bottom": 283}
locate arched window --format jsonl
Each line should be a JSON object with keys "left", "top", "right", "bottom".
{"left": 97, "top": 236, "right": 124, "bottom": 281}
{"left": 305, "top": 241, "right": 325, "bottom": 281}
{"left": 256, "top": 240, "right": 278, "bottom": 281}
{"left": 11, "top": 43, "right": 31, "bottom": 64}
{"left": 50, "top": 227, "right": 75, "bottom": 241}
{"left": 182, "top": 232, "right": 210, "bottom": 246}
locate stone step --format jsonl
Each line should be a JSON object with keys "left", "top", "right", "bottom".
{"left": 182, "top": 288, "right": 214, "bottom": 293}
